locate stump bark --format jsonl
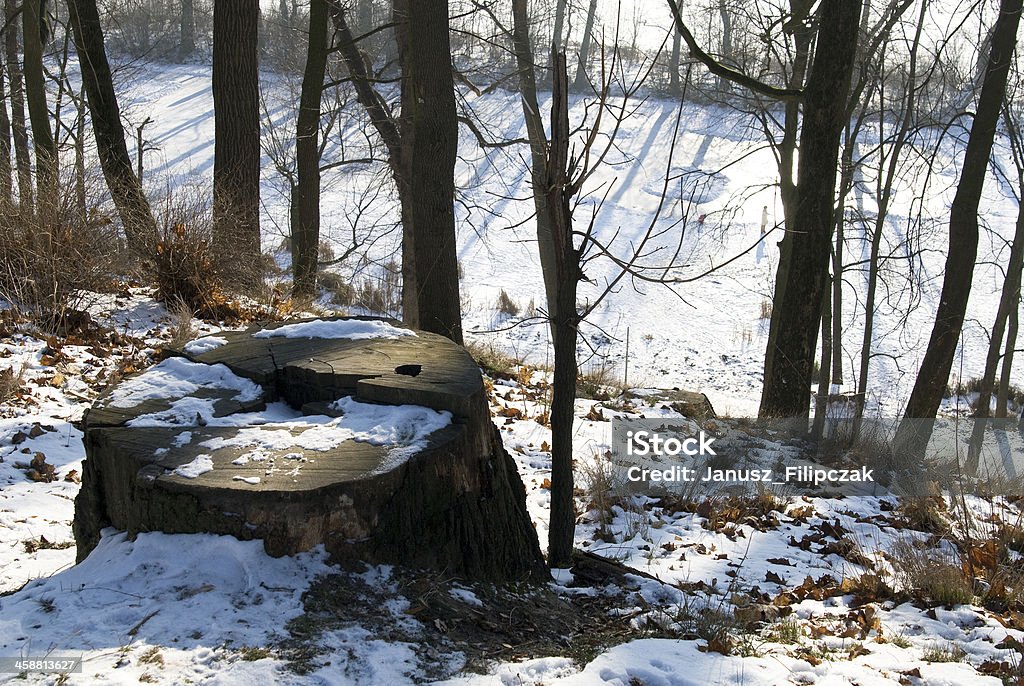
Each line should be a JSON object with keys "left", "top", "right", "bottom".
{"left": 74, "top": 316, "right": 547, "bottom": 581}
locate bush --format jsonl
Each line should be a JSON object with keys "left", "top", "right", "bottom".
{"left": 890, "top": 539, "right": 973, "bottom": 606}
{"left": 0, "top": 195, "right": 121, "bottom": 333}
{"left": 495, "top": 289, "right": 519, "bottom": 317}
{"left": 354, "top": 261, "right": 400, "bottom": 316}
{"left": 148, "top": 182, "right": 262, "bottom": 319}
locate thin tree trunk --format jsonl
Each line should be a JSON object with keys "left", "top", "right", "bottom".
{"left": 68, "top": 0, "right": 158, "bottom": 254}
{"left": 74, "top": 84, "right": 86, "bottom": 218}
{"left": 832, "top": 131, "right": 856, "bottom": 387}
{"left": 512, "top": 0, "right": 558, "bottom": 341}
{"left": 6, "top": 0, "right": 31, "bottom": 213}
{"left": 23, "top": 0, "right": 57, "bottom": 209}
{"left": 292, "top": 0, "right": 329, "bottom": 299}
{"left": 965, "top": 106, "right": 1024, "bottom": 469}
{"left": 811, "top": 276, "right": 833, "bottom": 442}
{"left": 668, "top": 26, "right": 681, "bottom": 97}
{"left": 571, "top": 0, "right": 597, "bottom": 92}
{"left": 547, "top": 50, "right": 578, "bottom": 568}
{"left": 896, "top": 0, "right": 1022, "bottom": 457}
{"left": 179, "top": 0, "right": 195, "bottom": 61}
{"left": 966, "top": 197, "right": 1024, "bottom": 471}
{"left": 0, "top": 57, "right": 12, "bottom": 206}
{"left": 212, "top": 0, "right": 261, "bottom": 287}
{"left": 759, "top": 0, "right": 863, "bottom": 419}
{"left": 998, "top": 300, "right": 1019, "bottom": 417}
{"left": 552, "top": 0, "right": 567, "bottom": 50}
{"left": 717, "top": 0, "right": 732, "bottom": 94}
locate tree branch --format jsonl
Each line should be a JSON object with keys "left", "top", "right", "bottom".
{"left": 665, "top": 0, "right": 802, "bottom": 102}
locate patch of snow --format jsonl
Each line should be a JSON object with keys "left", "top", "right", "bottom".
{"left": 199, "top": 397, "right": 451, "bottom": 473}
{"left": 252, "top": 318, "right": 416, "bottom": 340}
{"left": 172, "top": 454, "right": 214, "bottom": 479}
{"left": 184, "top": 335, "right": 229, "bottom": 355}
{"left": 449, "top": 588, "right": 483, "bottom": 607}
{"left": 108, "top": 357, "right": 261, "bottom": 408}
{"left": 232, "top": 475, "right": 260, "bottom": 484}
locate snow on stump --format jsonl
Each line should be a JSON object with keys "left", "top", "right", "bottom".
{"left": 73, "top": 316, "right": 547, "bottom": 581}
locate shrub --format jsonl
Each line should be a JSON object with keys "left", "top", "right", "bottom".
{"left": 464, "top": 339, "right": 520, "bottom": 379}
{"left": 495, "top": 289, "right": 519, "bottom": 316}
{"left": 0, "top": 195, "right": 120, "bottom": 333}
{"left": 148, "top": 182, "right": 263, "bottom": 319}
{"left": 890, "top": 539, "right": 973, "bottom": 606}
{"left": 0, "top": 364, "right": 25, "bottom": 403}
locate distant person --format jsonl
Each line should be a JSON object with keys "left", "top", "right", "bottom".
{"left": 760, "top": 205, "right": 769, "bottom": 234}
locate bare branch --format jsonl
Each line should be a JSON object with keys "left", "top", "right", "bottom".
{"left": 665, "top": 0, "right": 802, "bottom": 102}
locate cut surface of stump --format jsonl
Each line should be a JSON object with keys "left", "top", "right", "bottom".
{"left": 74, "top": 316, "right": 547, "bottom": 580}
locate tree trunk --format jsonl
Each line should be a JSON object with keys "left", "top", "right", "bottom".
{"left": 213, "top": 0, "right": 261, "bottom": 288}
{"left": 179, "top": 0, "right": 195, "bottom": 61}
{"left": 571, "top": 0, "right": 597, "bottom": 92}
{"left": 896, "top": 0, "right": 1021, "bottom": 456}
{"left": 759, "top": 0, "right": 862, "bottom": 419}
{"left": 0, "top": 57, "right": 11, "bottom": 206}
{"left": 552, "top": 0, "right": 567, "bottom": 50}
{"left": 547, "top": 50, "right": 578, "bottom": 568}
{"left": 831, "top": 130, "right": 856, "bottom": 387}
{"left": 74, "top": 84, "right": 86, "bottom": 218}
{"left": 966, "top": 105, "right": 1024, "bottom": 469}
{"left": 23, "top": 0, "right": 57, "bottom": 210}
{"left": 292, "top": 0, "right": 329, "bottom": 299}
{"left": 717, "top": 0, "right": 732, "bottom": 94}
{"left": 669, "top": 26, "right": 681, "bottom": 97}
{"left": 998, "top": 299, "right": 1019, "bottom": 417}
{"left": 757, "top": 0, "right": 813, "bottom": 412}
{"left": 966, "top": 196, "right": 1024, "bottom": 471}
{"left": 512, "top": 0, "right": 559, "bottom": 341}
{"left": 68, "top": 0, "right": 158, "bottom": 254}
{"left": 394, "top": 0, "right": 463, "bottom": 343}
{"left": 811, "top": 275, "right": 833, "bottom": 442}
{"left": 5, "top": 0, "right": 31, "bottom": 213}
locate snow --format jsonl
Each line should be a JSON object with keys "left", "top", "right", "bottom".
{"left": 108, "top": 357, "right": 261, "bottom": 408}
{"left": 252, "top": 318, "right": 417, "bottom": 340}
{"left": 232, "top": 475, "right": 261, "bottom": 484}
{"left": 172, "top": 454, "right": 214, "bottom": 478}
{"left": 184, "top": 335, "right": 229, "bottom": 354}
{"left": 192, "top": 397, "right": 453, "bottom": 471}
{"left": 0, "top": 531, "right": 334, "bottom": 685}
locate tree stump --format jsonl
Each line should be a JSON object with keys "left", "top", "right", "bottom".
{"left": 73, "top": 316, "right": 547, "bottom": 581}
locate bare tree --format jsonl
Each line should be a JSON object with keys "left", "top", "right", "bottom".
{"left": 291, "top": 0, "right": 330, "bottom": 298}
{"left": 896, "top": 0, "right": 1022, "bottom": 456}
{"left": 0, "top": 56, "right": 11, "bottom": 205}
{"left": 5, "top": 0, "right": 31, "bottom": 213}
{"left": 68, "top": 0, "right": 158, "bottom": 254}
{"left": 965, "top": 86, "right": 1024, "bottom": 469}
{"left": 23, "top": 0, "right": 57, "bottom": 207}
{"left": 330, "top": 0, "right": 463, "bottom": 343}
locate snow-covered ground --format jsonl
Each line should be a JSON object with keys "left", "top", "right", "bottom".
{"left": 2, "top": 50, "right": 1024, "bottom": 684}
